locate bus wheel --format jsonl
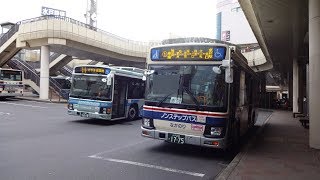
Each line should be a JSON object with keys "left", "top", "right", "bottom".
{"left": 127, "top": 105, "right": 138, "bottom": 120}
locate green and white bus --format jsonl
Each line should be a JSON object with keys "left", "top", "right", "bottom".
{"left": 67, "top": 65, "right": 145, "bottom": 120}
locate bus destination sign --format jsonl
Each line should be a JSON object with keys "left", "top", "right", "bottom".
{"left": 74, "top": 67, "right": 111, "bottom": 75}
{"left": 150, "top": 45, "right": 227, "bottom": 61}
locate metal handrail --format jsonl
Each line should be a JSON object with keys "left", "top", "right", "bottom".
{"left": 49, "top": 53, "right": 61, "bottom": 63}
{"left": 0, "top": 24, "right": 19, "bottom": 47}
{"left": 59, "top": 65, "right": 72, "bottom": 77}
{"left": 8, "top": 58, "right": 69, "bottom": 99}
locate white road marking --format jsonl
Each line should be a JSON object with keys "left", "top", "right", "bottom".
{"left": 89, "top": 139, "right": 150, "bottom": 157}
{"left": 0, "top": 112, "right": 11, "bottom": 115}
{"left": 88, "top": 155, "right": 205, "bottom": 178}
{"left": 0, "top": 102, "right": 48, "bottom": 108}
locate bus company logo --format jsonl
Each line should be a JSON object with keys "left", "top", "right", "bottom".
{"left": 160, "top": 113, "right": 197, "bottom": 123}
{"left": 191, "top": 124, "right": 204, "bottom": 132}
{"left": 170, "top": 123, "right": 186, "bottom": 129}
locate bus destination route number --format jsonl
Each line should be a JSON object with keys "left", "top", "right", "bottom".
{"left": 74, "top": 67, "right": 111, "bottom": 75}
{"left": 151, "top": 45, "right": 226, "bottom": 61}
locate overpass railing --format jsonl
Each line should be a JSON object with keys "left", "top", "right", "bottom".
{"left": 49, "top": 52, "right": 61, "bottom": 63}
{"left": 0, "top": 24, "right": 19, "bottom": 47}
{"left": 59, "top": 65, "right": 72, "bottom": 77}
{"left": 7, "top": 57, "right": 69, "bottom": 100}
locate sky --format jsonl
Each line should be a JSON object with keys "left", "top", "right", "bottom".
{"left": 0, "top": 0, "right": 217, "bottom": 41}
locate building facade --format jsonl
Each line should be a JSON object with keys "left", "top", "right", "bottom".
{"left": 216, "top": 0, "right": 257, "bottom": 44}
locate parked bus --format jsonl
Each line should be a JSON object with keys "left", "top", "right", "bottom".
{"left": 67, "top": 65, "right": 145, "bottom": 120}
{"left": 141, "top": 42, "right": 260, "bottom": 150}
{"left": 0, "top": 68, "right": 24, "bottom": 98}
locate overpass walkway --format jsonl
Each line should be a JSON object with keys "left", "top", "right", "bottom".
{"left": 0, "top": 15, "right": 160, "bottom": 99}
{"left": 0, "top": 15, "right": 159, "bottom": 68}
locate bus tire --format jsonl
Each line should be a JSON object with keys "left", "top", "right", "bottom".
{"left": 127, "top": 105, "right": 138, "bottom": 120}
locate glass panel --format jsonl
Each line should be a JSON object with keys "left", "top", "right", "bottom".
{"left": 145, "top": 65, "right": 227, "bottom": 108}
{"left": 70, "top": 75, "right": 112, "bottom": 101}
{"left": 0, "top": 70, "right": 22, "bottom": 81}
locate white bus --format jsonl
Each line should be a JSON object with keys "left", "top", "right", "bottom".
{"left": 141, "top": 42, "right": 260, "bottom": 150}
{"left": 0, "top": 68, "right": 24, "bottom": 98}
{"left": 67, "top": 65, "right": 145, "bottom": 120}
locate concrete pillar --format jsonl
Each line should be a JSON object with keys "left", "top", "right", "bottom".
{"left": 309, "top": 0, "right": 320, "bottom": 149}
{"left": 40, "top": 46, "right": 50, "bottom": 100}
{"left": 288, "top": 71, "right": 293, "bottom": 109}
{"left": 292, "top": 58, "right": 299, "bottom": 112}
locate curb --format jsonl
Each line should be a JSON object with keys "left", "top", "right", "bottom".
{"left": 13, "top": 97, "right": 68, "bottom": 104}
{"left": 215, "top": 110, "right": 273, "bottom": 180}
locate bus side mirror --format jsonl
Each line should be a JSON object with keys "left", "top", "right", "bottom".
{"left": 107, "top": 78, "right": 112, "bottom": 85}
{"left": 106, "top": 73, "right": 114, "bottom": 85}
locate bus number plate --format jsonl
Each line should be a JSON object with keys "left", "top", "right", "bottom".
{"left": 168, "top": 133, "right": 185, "bottom": 144}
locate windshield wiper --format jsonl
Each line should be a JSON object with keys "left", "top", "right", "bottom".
{"left": 156, "top": 92, "right": 175, "bottom": 107}
{"left": 182, "top": 86, "right": 201, "bottom": 110}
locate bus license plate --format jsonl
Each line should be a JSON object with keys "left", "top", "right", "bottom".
{"left": 81, "top": 112, "right": 89, "bottom": 117}
{"left": 168, "top": 133, "right": 185, "bottom": 144}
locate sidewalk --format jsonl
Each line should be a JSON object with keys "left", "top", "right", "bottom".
{"left": 14, "top": 94, "right": 67, "bottom": 103}
{"left": 221, "top": 110, "right": 320, "bottom": 180}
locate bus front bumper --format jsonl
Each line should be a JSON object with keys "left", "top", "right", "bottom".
{"left": 141, "top": 126, "right": 226, "bottom": 149}
{"left": 0, "top": 92, "right": 23, "bottom": 97}
{"left": 68, "top": 110, "right": 111, "bottom": 120}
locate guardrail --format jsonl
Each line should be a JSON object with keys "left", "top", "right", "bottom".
{"left": 49, "top": 53, "right": 61, "bottom": 63}
{"left": 59, "top": 65, "right": 72, "bottom": 77}
{"left": 0, "top": 24, "right": 19, "bottom": 47}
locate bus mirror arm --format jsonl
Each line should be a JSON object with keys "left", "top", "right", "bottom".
{"left": 142, "top": 70, "right": 155, "bottom": 81}
{"left": 221, "top": 60, "right": 233, "bottom": 84}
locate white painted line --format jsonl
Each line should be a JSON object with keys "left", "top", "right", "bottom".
{"left": 0, "top": 112, "right": 11, "bottom": 115}
{"left": 90, "top": 139, "right": 150, "bottom": 157}
{"left": 0, "top": 102, "right": 48, "bottom": 108}
{"left": 88, "top": 155, "right": 205, "bottom": 178}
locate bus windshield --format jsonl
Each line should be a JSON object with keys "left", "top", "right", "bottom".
{"left": 145, "top": 65, "right": 227, "bottom": 109}
{"left": 0, "top": 70, "right": 22, "bottom": 81}
{"left": 69, "top": 75, "right": 112, "bottom": 101}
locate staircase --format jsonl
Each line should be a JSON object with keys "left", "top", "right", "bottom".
{"left": 7, "top": 57, "right": 69, "bottom": 99}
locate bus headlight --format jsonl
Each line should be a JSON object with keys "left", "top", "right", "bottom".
{"left": 210, "top": 127, "right": 223, "bottom": 136}
{"left": 142, "top": 118, "right": 154, "bottom": 129}
{"left": 100, "top": 108, "right": 111, "bottom": 114}
{"left": 68, "top": 103, "right": 74, "bottom": 110}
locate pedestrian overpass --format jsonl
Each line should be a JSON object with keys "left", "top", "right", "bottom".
{"left": 0, "top": 15, "right": 160, "bottom": 99}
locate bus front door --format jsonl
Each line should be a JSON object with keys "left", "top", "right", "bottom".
{"left": 112, "top": 76, "right": 127, "bottom": 119}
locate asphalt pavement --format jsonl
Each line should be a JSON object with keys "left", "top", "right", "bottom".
{"left": 0, "top": 98, "right": 237, "bottom": 180}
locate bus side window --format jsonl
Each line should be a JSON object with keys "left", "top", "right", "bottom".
{"left": 239, "top": 71, "right": 246, "bottom": 106}
{"left": 128, "top": 79, "right": 145, "bottom": 99}
{"left": 232, "top": 69, "right": 241, "bottom": 107}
